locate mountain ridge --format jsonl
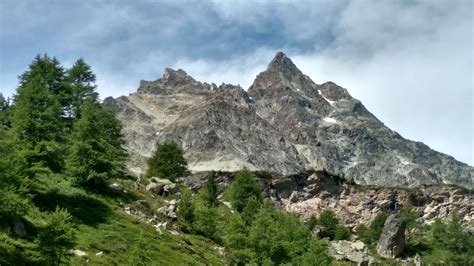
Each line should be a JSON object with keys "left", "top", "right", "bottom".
{"left": 105, "top": 52, "right": 473, "bottom": 189}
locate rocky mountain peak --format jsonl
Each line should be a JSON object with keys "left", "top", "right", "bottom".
{"left": 266, "top": 51, "right": 304, "bottom": 77}
{"left": 161, "top": 68, "right": 196, "bottom": 84}
{"left": 110, "top": 52, "right": 473, "bottom": 189}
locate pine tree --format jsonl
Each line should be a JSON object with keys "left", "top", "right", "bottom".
{"left": 227, "top": 168, "right": 262, "bottom": 212}
{"left": 177, "top": 188, "right": 195, "bottom": 225}
{"left": 241, "top": 195, "right": 260, "bottom": 226}
{"left": 0, "top": 94, "right": 11, "bottom": 129}
{"left": 193, "top": 201, "right": 219, "bottom": 241}
{"left": 65, "top": 58, "right": 98, "bottom": 119}
{"left": 145, "top": 141, "right": 188, "bottom": 181}
{"left": 12, "top": 75, "right": 64, "bottom": 173}
{"left": 224, "top": 213, "right": 254, "bottom": 265}
{"left": 202, "top": 172, "right": 218, "bottom": 207}
{"left": 66, "top": 100, "right": 126, "bottom": 186}
{"left": 36, "top": 207, "right": 76, "bottom": 265}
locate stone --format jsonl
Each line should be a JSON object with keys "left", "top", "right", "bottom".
{"left": 328, "top": 240, "right": 371, "bottom": 264}
{"left": 72, "top": 249, "right": 87, "bottom": 257}
{"left": 376, "top": 214, "right": 406, "bottom": 258}
{"left": 146, "top": 177, "right": 175, "bottom": 195}
{"left": 95, "top": 251, "right": 103, "bottom": 257}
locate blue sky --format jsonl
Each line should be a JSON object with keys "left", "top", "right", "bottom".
{"left": 0, "top": 0, "right": 472, "bottom": 166}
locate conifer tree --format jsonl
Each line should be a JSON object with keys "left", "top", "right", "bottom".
{"left": 36, "top": 207, "right": 76, "bottom": 265}
{"left": 12, "top": 75, "right": 64, "bottom": 172}
{"left": 177, "top": 188, "right": 195, "bottom": 225}
{"left": 202, "top": 172, "right": 218, "bottom": 207}
{"left": 146, "top": 141, "right": 188, "bottom": 181}
{"left": 66, "top": 100, "right": 126, "bottom": 186}
{"left": 65, "top": 58, "right": 98, "bottom": 119}
{"left": 227, "top": 168, "right": 262, "bottom": 212}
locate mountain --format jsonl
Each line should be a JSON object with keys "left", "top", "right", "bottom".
{"left": 105, "top": 52, "right": 473, "bottom": 189}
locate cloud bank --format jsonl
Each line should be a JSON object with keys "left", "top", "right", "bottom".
{"left": 0, "top": 0, "right": 472, "bottom": 165}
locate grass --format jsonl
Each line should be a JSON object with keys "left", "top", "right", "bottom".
{"left": 1, "top": 173, "right": 224, "bottom": 265}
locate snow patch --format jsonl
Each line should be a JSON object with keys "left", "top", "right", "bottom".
{"left": 323, "top": 117, "right": 337, "bottom": 123}
{"left": 318, "top": 90, "right": 336, "bottom": 105}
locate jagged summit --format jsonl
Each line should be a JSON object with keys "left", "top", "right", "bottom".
{"left": 264, "top": 51, "right": 305, "bottom": 79}
{"left": 107, "top": 53, "right": 474, "bottom": 189}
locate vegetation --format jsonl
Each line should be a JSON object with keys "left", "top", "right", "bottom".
{"left": 356, "top": 212, "right": 388, "bottom": 244}
{"left": 145, "top": 141, "right": 188, "bottom": 181}
{"left": 226, "top": 168, "right": 262, "bottom": 212}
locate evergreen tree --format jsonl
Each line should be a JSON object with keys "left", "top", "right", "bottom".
{"left": 224, "top": 213, "right": 254, "bottom": 265}
{"left": 12, "top": 77, "right": 65, "bottom": 173}
{"left": 36, "top": 207, "right": 76, "bottom": 265}
{"left": 241, "top": 196, "right": 260, "bottom": 226}
{"left": 66, "top": 100, "right": 126, "bottom": 186}
{"left": 146, "top": 141, "right": 188, "bottom": 181}
{"left": 177, "top": 188, "right": 195, "bottom": 225}
{"left": 247, "top": 205, "right": 277, "bottom": 264}
{"left": 227, "top": 168, "right": 262, "bottom": 212}
{"left": 65, "top": 58, "right": 98, "bottom": 119}
{"left": 0, "top": 94, "right": 11, "bottom": 129}
{"left": 193, "top": 201, "right": 219, "bottom": 241}
{"left": 202, "top": 172, "right": 218, "bottom": 207}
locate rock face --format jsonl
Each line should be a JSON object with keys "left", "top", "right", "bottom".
{"left": 106, "top": 52, "right": 473, "bottom": 189}
{"left": 376, "top": 214, "right": 406, "bottom": 258}
{"left": 182, "top": 171, "right": 474, "bottom": 228}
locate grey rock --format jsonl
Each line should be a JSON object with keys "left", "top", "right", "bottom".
{"left": 146, "top": 177, "right": 175, "bottom": 195}
{"left": 328, "top": 240, "right": 371, "bottom": 264}
{"left": 376, "top": 214, "right": 406, "bottom": 258}
{"left": 107, "top": 52, "right": 474, "bottom": 189}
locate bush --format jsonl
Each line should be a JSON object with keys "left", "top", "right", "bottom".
{"left": 146, "top": 141, "right": 188, "bottom": 181}
{"left": 334, "top": 224, "right": 351, "bottom": 240}
{"left": 317, "top": 209, "right": 339, "bottom": 240}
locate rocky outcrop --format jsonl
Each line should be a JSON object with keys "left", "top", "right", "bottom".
{"left": 376, "top": 214, "right": 406, "bottom": 258}
{"left": 146, "top": 177, "right": 178, "bottom": 196}
{"left": 328, "top": 240, "right": 372, "bottom": 264}
{"left": 182, "top": 171, "right": 474, "bottom": 228}
{"left": 107, "top": 52, "right": 473, "bottom": 189}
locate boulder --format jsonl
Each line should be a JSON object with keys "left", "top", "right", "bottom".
{"left": 328, "top": 240, "right": 371, "bottom": 264}
{"left": 376, "top": 214, "right": 406, "bottom": 258}
{"left": 146, "top": 177, "right": 175, "bottom": 195}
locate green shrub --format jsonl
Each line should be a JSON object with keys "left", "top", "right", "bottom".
{"left": 334, "top": 224, "right": 351, "bottom": 240}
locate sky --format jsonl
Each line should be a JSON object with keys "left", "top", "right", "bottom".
{"left": 0, "top": 0, "right": 473, "bottom": 166}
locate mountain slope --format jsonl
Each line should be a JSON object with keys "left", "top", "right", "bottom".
{"left": 106, "top": 52, "right": 473, "bottom": 189}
